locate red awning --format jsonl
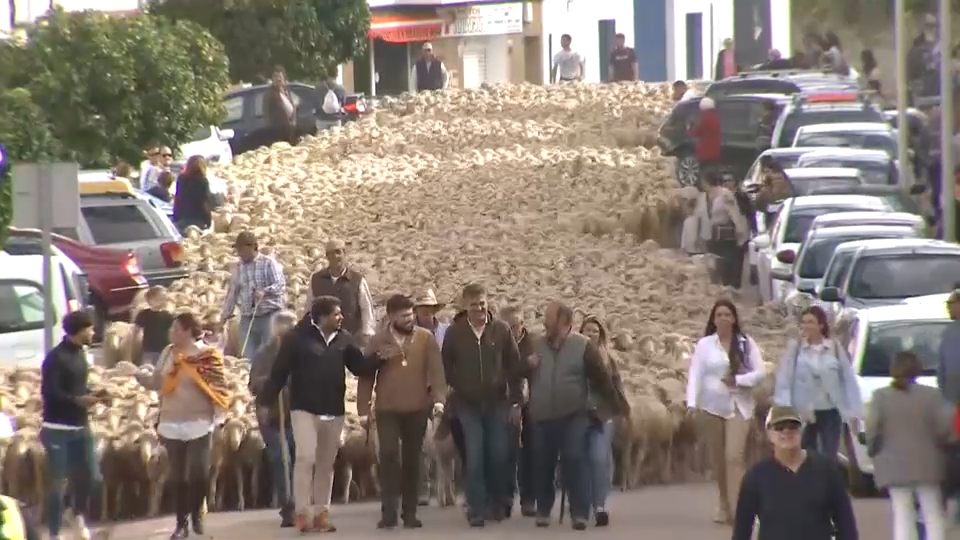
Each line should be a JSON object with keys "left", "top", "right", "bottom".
{"left": 369, "top": 14, "right": 444, "bottom": 43}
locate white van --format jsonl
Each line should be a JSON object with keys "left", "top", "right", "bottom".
{"left": 0, "top": 251, "right": 92, "bottom": 367}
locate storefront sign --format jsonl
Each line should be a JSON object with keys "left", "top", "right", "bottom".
{"left": 441, "top": 3, "right": 522, "bottom": 37}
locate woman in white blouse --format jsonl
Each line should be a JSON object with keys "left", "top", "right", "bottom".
{"left": 685, "top": 298, "right": 766, "bottom": 525}
{"left": 773, "top": 306, "right": 862, "bottom": 461}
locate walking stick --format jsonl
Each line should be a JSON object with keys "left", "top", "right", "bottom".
{"left": 277, "top": 393, "right": 293, "bottom": 507}
{"left": 239, "top": 298, "right": 263, "bottom": 358}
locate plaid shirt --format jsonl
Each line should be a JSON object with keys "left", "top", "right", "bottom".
{"left": 220, "top": 254, "right": 286, "bottom": 319}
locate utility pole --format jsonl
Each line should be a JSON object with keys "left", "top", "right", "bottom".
{"left": 940, "top": 0, "right": 955, "bottom": 242}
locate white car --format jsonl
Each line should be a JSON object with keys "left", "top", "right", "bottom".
{"left": 841, "top": 296, "right": 950, "bottom": 494}
{"left": 795, "top": 148, "right": 901, "bottom": 186}
{"left": 0, "top": 251, "right": 92, "bottom": 367}
{"left": 175, "top": 125, "right": 235, "bottom": 168}
{"left": 752, "top": 194, "right": 898, "bottom": 305}
{"left": 808, "top": 211, "right": 926, "bottom": 235}
{"left": 781, "top": 167, "right": 865, "bottom": 195}
{"left": 792, "top": 122, "right": 898, "bottom": 157}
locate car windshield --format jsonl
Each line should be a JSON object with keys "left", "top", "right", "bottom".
{"left": 859, "top": 320, "right": 951, "bottom": 376}
{"left": 193, "top": 126, "right": 212, "bottom": 140}
{"left": 801, "top": 158, "right": 892, "bottom": 185}
{"left": 81, "top": 205, "right": 159, "bottom": 244}
{"left": 795, "top": 132, "right": 897, "bottom": 156}
{"left": 797, "top": 236, "right": 867, "bottom": 278}
{"left": 848, "top": 254, "right": 960, "bottom": 298}
{"left": 823, "top": 250, "right": 855, "bottom": 287}
{"left": 0, "top": 280, "right": 46, "bottom": 334}
{"left": 780, "top": 110, "right": 885, "bottom": 146}
{"left": 785, "top": 207, "right": 871, "bottom": 243}
{"left": 789, "top": 176, "right": 862, "bottom": 194}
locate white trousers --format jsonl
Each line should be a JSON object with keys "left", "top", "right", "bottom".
{"left": 888, "top": 484, "right": 945, "bottom": 540}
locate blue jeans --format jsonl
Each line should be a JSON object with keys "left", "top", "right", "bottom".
{"left": 262, "top": 426, "right": 296, "bottom": 510}
{"left": 587, "top": 419, "right": 614, "bottom": 511}
{"left": 239, "top": 313, "right": 273, "bottom": 359}
{"left": 533, "top": 413, "right": 591, "bottom": 521}
{"left": 515, "top": 405, "right": 536, "bottom": 506}
{"left": 458, "top": 403, "right": 510, "bottom": 519}
{"left": 801, "top": 408, "right": 842, "bottom": 461}
{"left": 40, "top": 427, "right": 99, "bottom": 536}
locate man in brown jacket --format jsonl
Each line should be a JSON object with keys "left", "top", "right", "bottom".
{"left": 357, "top": 294, "right": 446, "bottom": 529}
{"left": 308, "top": 239, "right": 376, "bottom": 346}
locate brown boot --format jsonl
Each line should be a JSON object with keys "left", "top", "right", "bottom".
{"left": 314, "top": 509, "right": 337, "bottom": 532}
{"left": 294, "top": 512, "right": 312, "bottom": 533}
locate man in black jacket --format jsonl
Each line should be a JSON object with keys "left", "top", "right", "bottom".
{"left": 732, "top": 406, "right": 858, "bottom": 540}
{"left": 411, "top": 42, "right": 448, "bottom": 92}
{"left": 39, "top": 311, "right": 106, "bottom": 540}
{"left": 258, "top": 296, "right": 381, "bottom": 534}
{"left": 441, "top": 283, "right": 522, "bottom": 527}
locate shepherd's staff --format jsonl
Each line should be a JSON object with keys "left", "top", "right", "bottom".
{"left": 278, "top": 392, "right": 292, "bottom": 508}
{"left": 239, "top": 298, "right": 263, "bottom": 358}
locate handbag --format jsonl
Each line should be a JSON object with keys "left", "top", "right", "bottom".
{"left": 706, "top": 193, "right": 737, "bottom": 242}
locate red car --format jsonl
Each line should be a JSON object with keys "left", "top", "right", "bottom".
{"left": 7, "top": 227, "right": 148, "bottom": 334}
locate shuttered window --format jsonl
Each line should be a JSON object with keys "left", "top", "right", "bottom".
{"left": 463, "top": 47, "right": 488, "bottom": 89}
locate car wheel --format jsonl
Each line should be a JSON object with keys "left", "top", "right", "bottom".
{"left": 675, "top": 154, "right": 700, "bottom": 187}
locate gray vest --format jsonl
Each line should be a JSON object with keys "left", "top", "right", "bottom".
{"left": 528, "top": 333, "right": 589, "bottom": 421}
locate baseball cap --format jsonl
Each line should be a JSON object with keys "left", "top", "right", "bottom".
{"left": 765, "top": 406, "right": 802, "bottom": 429}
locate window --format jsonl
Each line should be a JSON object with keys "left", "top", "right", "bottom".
{"left": 800, "top": 157, "right": 893, "bottom": 185}
{"left": 717, "top": 101, "right": 752, "bottom": 134}
{"left": 193, "top": 126, "right": 212, "bottom": 140}
{"left": 848, "top": 255, "right": 960, "bottom": 299}
{"left": 823, "top": 250, "right": 855, "bottom": 288}
{"left": 859, "top": 320, "right": 952, "bottom": 376}
{"left": 0, "top": 280, "right": 46, "bottom": 334}
{"left": 255, "top": 90, "right": 302, "bottom": 118}
{"left": 790, "top": 176, "right": 863, "bottom": 195}
{"left": 53, "top": 227, "right": 79, "bottom": 241}
{"left": 81, "top": 205, "right": 158, "bottom": 244}
{"left": 784, "top": 207, "right": 863, "bottom": 243}
{"left": 779, "top": 109, "right": 885, "bottom": 147}
{"left": 797, "top": 237, "right": 859, "bottom": 279}
{"left": 225, "top": 96, "right": 244, "bottom": 123}
{"left": 795, "top": 132, "right": 897, "bottom": 156}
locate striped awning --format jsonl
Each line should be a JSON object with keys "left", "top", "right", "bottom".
{"left": 369, "top": 13, "right": 444, "bottom": 43}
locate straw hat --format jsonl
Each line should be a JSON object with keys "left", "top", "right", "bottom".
{"left": 413, "top": 289, "right": 445, "bottom": 310}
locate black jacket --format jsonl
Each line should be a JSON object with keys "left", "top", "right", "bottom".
{"left": 441, "top": 311, "right": 522, "bottom": 409}
{"left": 258, "top": 316, "right": 380, "bottom": 416}
{"left": 41, "top": 338, "right": 90, "bottom": 427}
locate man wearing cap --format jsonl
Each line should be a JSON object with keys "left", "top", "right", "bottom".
{"left": 357, "top": 294, "right": 446, "bottom": 529}
{"left": 412, "top": 289, "right": 451, "bottom": 506}
{"left": 309, "top": 240, "right": 376, "bottom": 347}
{"left": 411, "top": 43, "right": 448, "bottom": 93}
{"left": 732, "top": 406, "right": 858, "bottom": 540}
{"left": 221, "top": 231, "right": 287, "bottom": 358}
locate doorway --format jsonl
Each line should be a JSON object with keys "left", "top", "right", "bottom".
{"left": 374, "top": 39, "right": 410, "bottom": 96}
{"left": 598, "top": 19, "right": 616, "bottom": 82}
{"left": 685, "top": 13, "right": 703, "bottom": 79}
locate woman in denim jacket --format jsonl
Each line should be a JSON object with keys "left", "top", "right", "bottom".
{"left": 773, "top": 306, "right": 863, "bottom": 460}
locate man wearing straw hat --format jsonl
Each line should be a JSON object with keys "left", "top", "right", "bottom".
{"left": 309, "top": 239, "right": 376, "bottom": 347}
{"left": 412, "top": 289, "right": 450, "bottom": 505}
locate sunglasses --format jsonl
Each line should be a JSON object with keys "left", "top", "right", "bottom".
{"left": 771, "top": 421, "right": 802, "bottom": 432}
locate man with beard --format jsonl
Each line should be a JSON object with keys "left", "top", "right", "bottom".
{"left": 499, "top": 305, "right": 536, "bottom": 517}
{"left": 358, "top": 294, "right": 446, "bottom": 529}
{"left": 309, "top": 240, "right": 376, "bottom": 347}
{"left": 526, "top": 301, "right": 626, "bottom": 530}
{"left": 442, "top": 283, "right": 523, "bottom": 527}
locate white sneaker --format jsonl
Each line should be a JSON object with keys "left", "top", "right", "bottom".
{"left": 72, "top": 514, "right": 92, "bottom": 540}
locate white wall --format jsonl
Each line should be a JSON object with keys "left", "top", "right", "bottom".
{"left": 540, "top": 0, "right": 634, "bottom": 83}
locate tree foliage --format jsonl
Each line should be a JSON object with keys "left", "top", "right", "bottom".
{"left": 11, "top": 8, "right": 229, "bottom": 168}
{"left": 149, "top": 0, "right": 370, "bottom": 83}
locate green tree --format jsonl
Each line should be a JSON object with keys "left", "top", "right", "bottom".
{"left": 0, "top": 87, "right": 64, "bottom": 245}
{"left": 17, "top": 8, "right": 229, "bottom": 168}
{"left": 149, "top": 0, "right": 370, "bottom": 83}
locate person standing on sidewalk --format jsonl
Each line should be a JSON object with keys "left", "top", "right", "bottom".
{"left": 685, "top": 299, "right": 766, "bottom": 525}
{"left": 358, "top": 294, "right": 447, "bottom": 529}
{"left": 867, "top": 351, "right": 952, "bottom": 540}
{"left": 309, "top": 239, "right": 376, "bottom": 347}
{"left": 248, "top": 310, "right": 300, "bottom": 528}
{"left": 500, "top": 305, "right": 536, "bottom": 518}
{"left": 441, "top": 283, "right": 523, "bottom": 527}
{"left": 40, "top": 311, "right": 104, "bottom": 540}
{"left": 526, "top": 302, "right": 628, "bottom": 530}
{"left": 732, "top": 406, "right": 858, "bottom": 540}
{"left": 220, "top": 231, "right": 286, "bottom": 359}
{"left": 258, "top": 296, "right": 381, "bottom": 533}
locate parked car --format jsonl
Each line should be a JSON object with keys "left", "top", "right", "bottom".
{"left": 703, "top": 70, "right": 861, "bottom": 99}
{"left": 5, "top": 228, "right": 148, "bottom": 338}
{"left": 59, "top": 175, "right": 189, "bottom": 287}
{"left": 819, "top": 238, "right": 960, "bottom": 322}
{"left": 791, "top": 122, "right": 899, "bottom": 157}
{"left": 0, "top": 250, "right": 93, "bottom": 367}
{"left": 777, "top": 224, "right": 920, "bottom": 317}
{"left": 222, "top": 82, "right": 321, "bottom": 155}
{"left": 781, "top": 167, "right": 866, "bottom": 195}
{"left": 174, "top": 125, "right": 235, "bottom": 167}
{"left": 658, "top": 93, "right": 790, "bottom": 186}
{"left": 796, "top": 148, "right": 900, "bottom": 185}
{"left": 752, "top": 194, "right": 898, "bottom": 304}
{"left": 741, "top": 147, "right": 830, "bottom": 193}
{"left": 771, "top": 92, "right": 887, "bottom": 149}
{"left": 805, "top": 184, "right": 925, "bottom": 215}
{"left": 841, "top": 296, "right": 949, "bottom": 495}
{"left": 807, "top": 211, "right": 926, "bottom": 235}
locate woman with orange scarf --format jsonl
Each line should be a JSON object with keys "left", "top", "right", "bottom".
{"left": 136, "top": 312, "right": 231, "bottom": 539}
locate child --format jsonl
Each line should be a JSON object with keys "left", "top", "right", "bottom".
{"left": 133, "top": 286, "right": 174, "bottom": 366}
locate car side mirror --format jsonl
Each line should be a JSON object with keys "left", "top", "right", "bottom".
{"left": 771, "top": 267, "right": 793, "bottom": 281}
{"left": 909, "top": 184, "right": 927, "bottom": 195}
{"left": 775, "top": 249, "right": 796, "bottom": 264}
{"left": 218, "top": 128, "right": 235, "bottom": 141}
{"left": 819, "top": 286, "right": 842, "bottom": 303}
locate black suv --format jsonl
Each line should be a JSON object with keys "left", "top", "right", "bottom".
{"left": 770, "top": 92, "right": 887, "bottom": 149}
{"left": 222, "top": 82, "right": 321, "bottom": 155}
{"left": 658, "top": 93, "right": 789, "bottom": 186}
{"left": 704, "top": 70, "right": 861, "bottom": 99}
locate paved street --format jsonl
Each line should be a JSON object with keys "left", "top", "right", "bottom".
{"left": 89, "top": 482, "right": 937, "bottom": 540}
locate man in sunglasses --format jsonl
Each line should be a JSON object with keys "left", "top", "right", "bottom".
{"left": 139, "top": 145, "right": 173, "bottom": 190}
{"left": 731, "top": 406, "right": 858, "bottom": 540}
